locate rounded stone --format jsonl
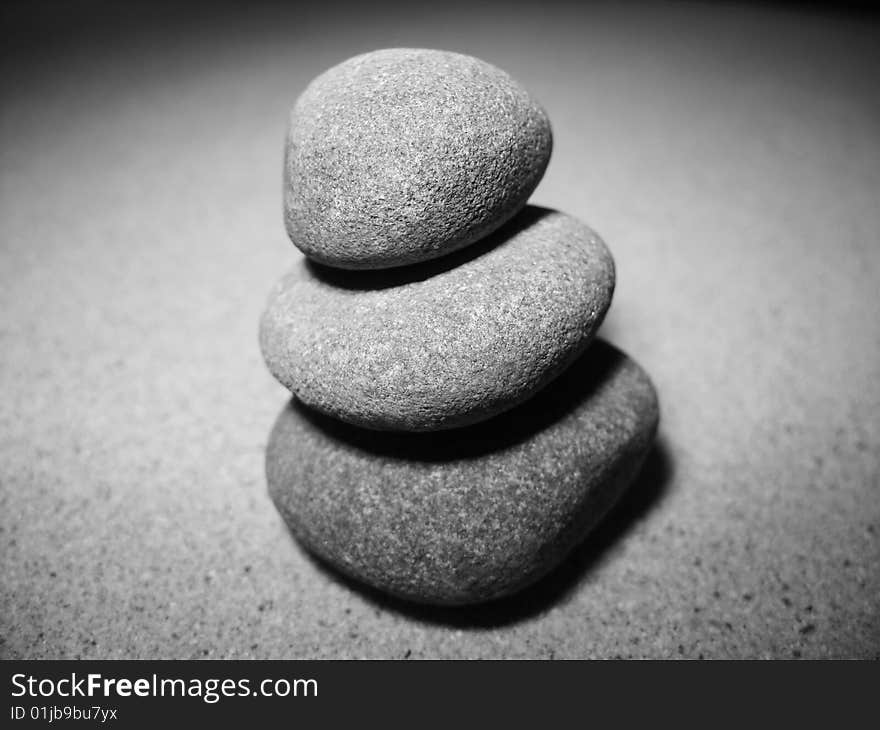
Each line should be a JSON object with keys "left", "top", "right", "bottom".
{"left": 260, "top": 208, "right": 615, "bottom": 431}
{"left": 266, "top": 340, "right": 660, "bottom": 606}
{"left": 284, "top": 48, "right": 553, "bottom": 269}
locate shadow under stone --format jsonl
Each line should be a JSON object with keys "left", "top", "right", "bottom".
{"left": 293, "top": 337, "right": 626, "bottom": 461}
{"left": 305, "top": 205, "right": 553, "bottom": 291}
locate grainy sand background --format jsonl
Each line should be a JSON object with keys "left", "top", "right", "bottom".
{"left": 2, "top": 0, "right": 878, "bottom": 658}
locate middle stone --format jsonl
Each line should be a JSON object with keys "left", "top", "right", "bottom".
{"left": 260, "top": 207, "right": 615, "bottom": 432}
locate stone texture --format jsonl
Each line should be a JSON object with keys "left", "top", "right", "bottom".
{"left": 266, "top": 340, "right": 660, "bottom": 606}
{"left": 260, "top": 207, "right": 615, "bottom": 431}
{"left": 284, "top": 48, "right": 553, "bottom": 269}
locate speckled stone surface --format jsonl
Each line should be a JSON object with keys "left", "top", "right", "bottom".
{"left": 268, "top": 341, "right": 659, "bottom": 605}
{"left": 284, "top": 48, "right": 552, "bottom": 269}
{"left": 260, "top": 208, "right": 614, "bottom": 431}
{"left": 2, "top": 1, "right": 878, "bottom": 659}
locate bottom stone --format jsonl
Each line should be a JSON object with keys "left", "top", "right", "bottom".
{"left": 266, "top": 340, "right": 660, "bottom": 605}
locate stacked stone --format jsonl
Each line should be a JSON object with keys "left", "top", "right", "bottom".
{"left": 260, "top": 49, "right": 659, "bottom": 606}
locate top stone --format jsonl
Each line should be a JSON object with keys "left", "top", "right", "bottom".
{"left": 284, "top": 48, "right": 553, "bottom": 269}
